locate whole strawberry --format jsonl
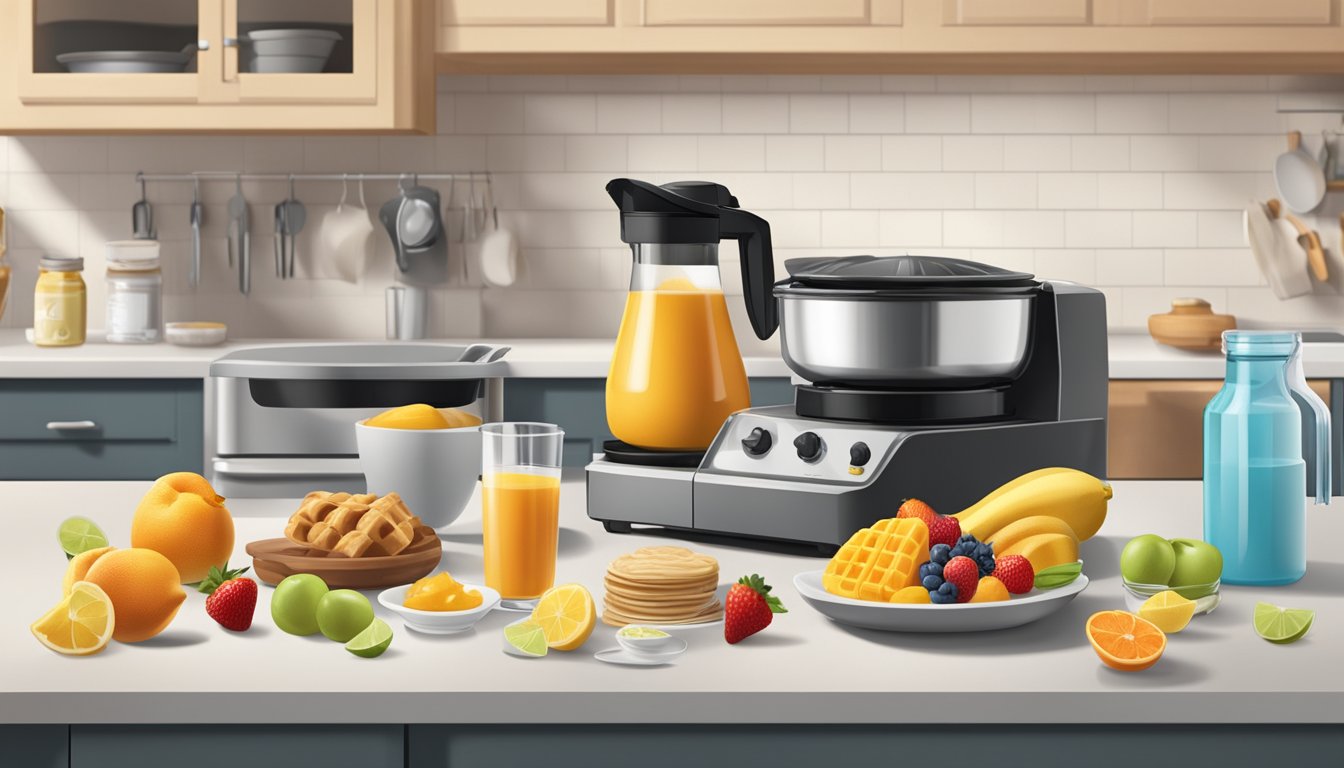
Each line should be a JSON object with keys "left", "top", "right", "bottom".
{"left": 896, "top": 498, "right": 938, "bottom": 527}
{"left": 926, "top": 515, "right": 962, "bottom": 549}
{"left": 199, "top": 564, "right": 256, "bottom": 632}
{"left": 991, "top": 554, "right": 1035, "bottom": 595}
{"left": 941, "top": 556, "right": 979, "bottom": 604}
{"left": 725, "top": 573, "right": 787, "bottom": 644}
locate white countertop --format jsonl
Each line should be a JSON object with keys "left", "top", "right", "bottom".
{"left": 3, "top": 476, "right": 1340, "bottom": 724}
{"left": 7, "top": 329, "right": 1344, "bottom": 381}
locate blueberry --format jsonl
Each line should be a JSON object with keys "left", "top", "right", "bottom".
{"left": 919, "top": 562, "right": 943, "bottom": 580}
{"left": 930, "top": 591, "right": 955, "bottom": 605}
{"left": 937, "top": 581, "right": 958, "bottom": 599}
{"left": 922, "top": 574, "right": 943, "bottom": 590}
{"left": 930, "top": 544, "right": 952, "bottom": 565}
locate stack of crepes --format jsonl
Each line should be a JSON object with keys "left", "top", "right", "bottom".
{"left": 284, "top": 491, "right": 436, "bottom": 558}
{"left": 602, "top": 546, "right": 723, "bottom": 627}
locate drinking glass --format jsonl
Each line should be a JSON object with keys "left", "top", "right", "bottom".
{"left": 481, "top": 422, "right": 564, "bottom": 610}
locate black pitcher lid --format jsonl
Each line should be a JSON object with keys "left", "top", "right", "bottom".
{"left": 784, "top": 255, "right": 1036, "bottom": 289}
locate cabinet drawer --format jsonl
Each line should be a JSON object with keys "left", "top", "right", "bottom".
{"left": 0, "top": 380, "right": 203, "bottom": 480}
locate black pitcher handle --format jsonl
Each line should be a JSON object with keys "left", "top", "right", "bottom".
{"left": 721, "top": 209, "right": 777, "bottom": 340}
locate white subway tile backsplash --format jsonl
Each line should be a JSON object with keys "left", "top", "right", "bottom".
{"left": 848, "top": 95, "right": 904, "bottom": 134}
{"left": 762, "top": 210, "right": 822, "bottom": 248}
{"left": 722, "top": 95, "right": 789, "bottom": 134}
{"left": 661, "top": 94, "right": 722, "bottom": 134}
{"left": 1197, "top": 135, "right": 1283, "bottom": 172}
{"left": 1003, "top": 136, "right": 1072, "bottom": 172}
{"left": 628, "top": 136, "right": 697, "bottom": 172}
{"left": 698, "top": 136, "right": 766, "bottom": 172}
{"left": 824, "top": 135, "right": 880, "bottom": 172}
{"left": 435, "top": 136, "right": 489, "bottom": 172}
{"left": 524, "top": 95, "right": 597, "bottom": 134}
{"left": 1169, "top": 94, "right": 1281, "bottom": 134}
{"left": 879, "top": 211, "right": 942, "bottom": 248}
{"left": 1071, "top": 136, "right": 1129, "bottom": 171}
{"left": 1197, "top": 211, "right": 1246, "bottom": 248}
{"left": 790, "top": 94, "right": 848, "bottom": 133}
{"left": 882, "top": 75, "right": 937, "bottom": 93}
{"left": 767, "top": 136, "right": 825, "bottom": 172}
{"left": 943, "top": 211, "right": 1004, "bottom": 248}
{"left": 1098, "top": 173, "right": 1163, "bottom": 209}
{"left": 597, "top": 95, "right": 662, "bottom": 134}
{"left": 972, "top": 95, "right": 1095, "bottom": 134}
{"left": 942, "top": 136, "right": 1004, "bottom": 171}
{"left": 1002, "top": 211, "right": 1066, "bottom": 248}
{"left": 975, "top": 174, "right": 1036, "bottom": 210}
{"left": 1133, "top": 211, "right": 1197, "bottom": 247}
{"left": 793, "top": 173, "right": 851, "bottom": 209}
{"left": 881, "top": 136, "right": 942, "bottom": 171}
{"left": 851, "top": 173, "right": 974, "bottom": 209}
{"left": 1129, "top": 135, "right": 1200, "bottom": 171}
{"left": 565, "top": 136, "right": 628, "bottom": 172}
{"left": 1165, "top": 249, "right": 1265, "bottom": 287}
{"left": 1065, "top": 211, "right": 1132, "bottom": 248}
{"left": 1038, "top": 173, "right": 1098, "bottom": 210}
{"left": 1164, "top": 172, "right": 1265, "bottom": 210}
{"left": 1096, "top": 95, "right": 1167, "bottom": 134}
{"left": 455, "top": 94, "right": 525, "bottom": 134}
{"left": 1035, "top": 249, "right": 1097, "bottom": 284}
{"left": 821, "top": 210, "right": 880, "bottom": 248}
{"left": 1095, "top": 249, "right": 1164, "bottom": 286}
{"left": 905, "top": 95, "right": 970, "bottom": 134}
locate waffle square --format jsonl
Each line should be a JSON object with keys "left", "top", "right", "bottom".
{"left": 284, "top": 490, "right": 433, "bottom": 558}
{"left": 822, "top": 517, "right": 929, "bottom": 602}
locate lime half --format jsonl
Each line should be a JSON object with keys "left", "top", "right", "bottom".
{"left": 58, "top": 517, "right": 108, "bottom": 559}
{"left": 1253, "top": 602, "right": 1314, "bottom": 644}
{"left": 504, "top": 620, "right": 548, "bottom": 658}
{"left": 345, "top": 618, "right": 393, "bottom": 658}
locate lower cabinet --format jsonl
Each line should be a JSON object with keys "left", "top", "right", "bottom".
{"left": 0, "top": 380, "right": 203, "bottom": 480}
{"left": 67, "top": 725, "right": 402, "bottom": 768}
{"left": 503, "top": 377, "right": 793, "bottom": 466}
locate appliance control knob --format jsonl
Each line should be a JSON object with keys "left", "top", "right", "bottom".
{"left": 794, "top": 432, "right": 824, "bottom": 463}
{"left": 741, "top": 427, "right": 773, "bottom": 456}
{"left": 849, "top": 442, "right": 871, "bottom": 467}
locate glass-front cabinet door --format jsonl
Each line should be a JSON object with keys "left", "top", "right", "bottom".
{"left": 17, "top": 0, "right": 378, "bottom": 106}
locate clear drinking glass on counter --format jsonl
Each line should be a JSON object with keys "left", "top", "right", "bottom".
{"left": 481, "top": 422, "right": 564, "bottom": 610}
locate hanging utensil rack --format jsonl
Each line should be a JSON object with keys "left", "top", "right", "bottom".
{"left": 135, "top": 171, "right": 489, "bottom": 184}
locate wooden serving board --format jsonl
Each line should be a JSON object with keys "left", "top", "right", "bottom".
{"left": 245, "top": 536, "right": 442, "bottom": 590}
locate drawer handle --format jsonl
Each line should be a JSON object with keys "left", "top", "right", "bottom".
{"left": 46, "top": 420, "right": 98, "bottom": 431}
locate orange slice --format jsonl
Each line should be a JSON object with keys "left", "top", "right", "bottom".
{"left": 32, "top": 581, "right": 115, "bottom": 656}
{"left": 1086, "top": 610, "right": 1165, "bottom": 671}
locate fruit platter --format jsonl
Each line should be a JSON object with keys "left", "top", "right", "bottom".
{"left": 796, "top": 468, "right": 1106, "bottom": 633}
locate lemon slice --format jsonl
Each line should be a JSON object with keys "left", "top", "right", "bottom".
{"left": 504, "top": 620, "right": 549, "bottom": 658}
{"left": 529, "top": 584, "right": 596, "bottom": 651}
{"left": 32, "top": 581, "right": 115, "bottom": 656}
{"left": 58, "top": 517, "right": 108, "bottom": 559}
{"left": 1254, "top": 602, "right": 1314, "bottom": 644}
{"left": 1138, "top": 590, "right": 1197, "bottom": 633}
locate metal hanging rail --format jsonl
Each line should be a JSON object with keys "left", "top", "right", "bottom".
{"left": 134, "top": 171, "right": 488, "bottom": 183}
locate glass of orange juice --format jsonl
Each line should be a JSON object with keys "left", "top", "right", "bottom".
{"left": 481, "top": 422, "right": 564, "bottom": 610}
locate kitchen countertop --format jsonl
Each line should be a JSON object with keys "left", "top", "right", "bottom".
{"left": 1107, "top": 333, "right": 1344, "bottom": 379}
{"left": 2, "top": 477, "right": 1340, "bottom": 725}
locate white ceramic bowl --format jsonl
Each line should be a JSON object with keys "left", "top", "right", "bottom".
{"left": 165, "top": 321, "right": 228, "bottom": 347}
{"left": 615, "top": 628, "right": 687, "bottom": 658}
{"left": 378, "top": 582, "right": 499, "bottom": 635}
{"left": 355, "top": 421, "right": 481, "bottom": 529}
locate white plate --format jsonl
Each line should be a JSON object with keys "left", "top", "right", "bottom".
{"left": 794, "top": 569, "right": 1088, "bottom": 633}
{"left": 594, "top": 647, "right": 678, "bottom": 666}
{"left": 1275, "top": 148, "right": 1327, "bottom": 214}
{"left": 378, "top": 582, "right": 500, "bottom": 635}
{"left": 615, "top": 633, "right": 688, "bottom": 657}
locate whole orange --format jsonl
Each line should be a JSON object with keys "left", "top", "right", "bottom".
{"left": 62, "top": 545, "right": 116, "bottom": 596}
{"left": 131, "top": 472, "right": 234, "bottom": 584}
{"left": 83, "top": 548, "right": 186, "bottom": 642}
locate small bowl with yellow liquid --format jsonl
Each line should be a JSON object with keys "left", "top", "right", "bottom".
{"left": 356, "top": 404, "right": 484, "bottom": 529}
{"left": 378, "top": 573, "right": 500, "bottom": 635}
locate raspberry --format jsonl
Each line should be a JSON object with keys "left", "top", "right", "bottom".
{"left": 941, "top": 556, "right": 980, "bottom": 604}
{"left": 926, "top": 515, "right": 962, "bottom": 549}
{"left": 991, "top": 554, "right": 1035, "bottom": 595}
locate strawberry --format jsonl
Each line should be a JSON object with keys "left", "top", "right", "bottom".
{"left": 896, "top": 498, "right": 938, "bottom": 527}
{"left": 724, "top": 573, "right": 787, "bottom": 644}
{"left": 991, "top": 554, "right": 1035, "bottom": 595}
{"left": 941, "top": 556, "right": 979, "bottom": 604}
{"left": 926, "top": 515, "right": 962, "bottom": 549}
{"left": 199, "top": 564, "right": 256, "bottom": 632}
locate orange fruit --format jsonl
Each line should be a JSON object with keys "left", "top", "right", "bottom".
{"left": 62, "top": 545, "right": 115, "bottom": 597}
{"left": 969, "top": 576, "right": 1011, "bottom": 603}
{"left": 130, "top": 472, "right": 234, "bottom": 584}
{"left": 1086, "top": 610, "right": 1166, "bottom": 672}
{"left": 82, "top": 548, "right": 186, "bottom": 643}
{"left": 31, "top": 581, "right": 115, "bottom": 656}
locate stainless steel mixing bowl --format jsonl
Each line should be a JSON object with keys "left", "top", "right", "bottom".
{"left": 775, "top": 290, "right": 1035, "bottom": 387}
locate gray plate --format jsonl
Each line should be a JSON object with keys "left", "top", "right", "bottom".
{"left": 57, "top": 50, "right": 191, "bottom": 73}
{"left": 794, "top": 569, "right": 1088, "bottom": 633}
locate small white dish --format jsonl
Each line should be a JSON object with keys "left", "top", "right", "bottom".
{"left": 165, "top": 321, "right": 228, "bottom": 347}
{"left": 594, "top": 647, "right": 680, "bottom": 667}
{"left": 794, "top": 569, "right": 1088, "bottom": 633}
{"left": 378, "top": 582, "right": 499, "bottom": 635}
{"left": 615, "top": 627, "right": 687, "bottom": 657}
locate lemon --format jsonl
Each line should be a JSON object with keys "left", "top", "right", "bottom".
{"left": 529, "top": 584, "right": 596, "bottom": 651}
{"left": 1253, "top": 602, "right": 1314, "bottom": 644}
{"left": 58, "top": 517, "right": 108, "bottom": 559}
{"left": 1138, "top": 590, "right": 1197, "bottom": 633}
{"left": 504, "top": 620, "right": 549, "bottom": 658}
{"left": 31, "top": 581, "right": 115, "bottom": 656}
{"left": 346, "top": 618, "right": 393, "bottom": 658}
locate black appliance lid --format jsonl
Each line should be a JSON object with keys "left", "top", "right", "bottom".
{"left": 784, "top": 255, "right": 1037, "bottom": 289}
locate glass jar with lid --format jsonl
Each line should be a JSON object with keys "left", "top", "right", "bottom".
{"left": 33, "top": 255, "right": 86, "bottom": 347}
{"left": 105, "top": 240, "right": 163, "bottom": 344}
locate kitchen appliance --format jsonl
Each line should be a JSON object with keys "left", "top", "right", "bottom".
{"left": 1204, "top": 331, "right": 1330, "bottom": 585}
{"left": 587, "top": 255, "right": 1108, "bottom": 553}
{"left": 207, "top": 343, "right": 507, "bottom": 498}
{"left": 604, "top": 178, "right": 776, "bottom": 452}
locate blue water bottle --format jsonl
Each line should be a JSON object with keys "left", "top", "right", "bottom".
{"left": 1203, "top": 331, "right": 1331, "bottom": 585}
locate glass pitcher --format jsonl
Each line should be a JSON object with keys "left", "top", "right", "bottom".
{"left": 1203, "top": 331, "right": 1331, "bottom": 585}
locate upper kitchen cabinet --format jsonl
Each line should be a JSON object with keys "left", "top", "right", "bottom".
{"left": 0, "top": 0, "right": 436, "bottom": 133}
{"left": 437, "top": 0, "right": 1344, "bottom": 73}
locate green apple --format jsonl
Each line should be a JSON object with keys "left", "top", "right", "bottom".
{"left": 1168, "top": 538, "right": 1223, "bottom": 599}
{"left": 316, "top": 589, "right": 375, "bottom": 643}
{"left": 271, "top": 574, "right": 330, "bottom": 636}
{"left": 1120, "top": 534, "right": 1176, "bottom": 585}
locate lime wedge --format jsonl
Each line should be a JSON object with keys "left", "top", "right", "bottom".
{"left": 58, "top": 517, "right": 108, "bottom": 559}
{"left": 504, "top": 620, "right": 548, "bottom": 658}
{"left": 1253, "top": 602, "right": 1314, "bottom": 644}
{"left": 345, "top": 618, "right": 393, "bottom": 658}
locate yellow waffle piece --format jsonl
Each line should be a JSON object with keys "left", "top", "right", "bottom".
{"left": 823, "top": 517, "right": 930, "bottom": 602}
{"left": 285, "top": 491, "right": 433, "bottom": 557}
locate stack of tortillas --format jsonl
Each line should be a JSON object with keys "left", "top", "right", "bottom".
{"left": 602, "top": 546, "right": 723, "bottom": 627}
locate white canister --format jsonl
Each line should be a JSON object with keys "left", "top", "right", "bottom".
{"left": 105, "top": 240, "right": 163, "bottom": 343}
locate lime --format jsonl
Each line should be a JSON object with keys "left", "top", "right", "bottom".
{"left": 58, "top": 517, "right": 108, "bottom": 559}
{"left": 504, "top": 620, "right": 548, "bottom": 658}
{"left": 1138, "top": 590, "right": 1196, "bottom": 633}
{"left": 1254, "top": 602, "right": 1314, "bottom": 644}
{"left": 345, "top": 618, "right": 393, "bottom": 658}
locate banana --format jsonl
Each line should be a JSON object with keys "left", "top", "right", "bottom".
{"left": 953, "top": 467, "right": 1111, "bottom": 542}
{"left": 982, "top": 515, "right": 1079, "bottom": 553}
{"left": 1000, "top": 532, "right": 1079, "bottom": 573}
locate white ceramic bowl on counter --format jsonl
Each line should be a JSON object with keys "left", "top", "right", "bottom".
{"left": 378, "top": 583, "right": 500, "bottom": 635}
{"left": 355, "top": 421, "right": 481, "bottom": 529}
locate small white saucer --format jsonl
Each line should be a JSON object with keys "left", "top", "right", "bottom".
{"left": 594, "top": 647, "right": 680, "bottom": 666}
